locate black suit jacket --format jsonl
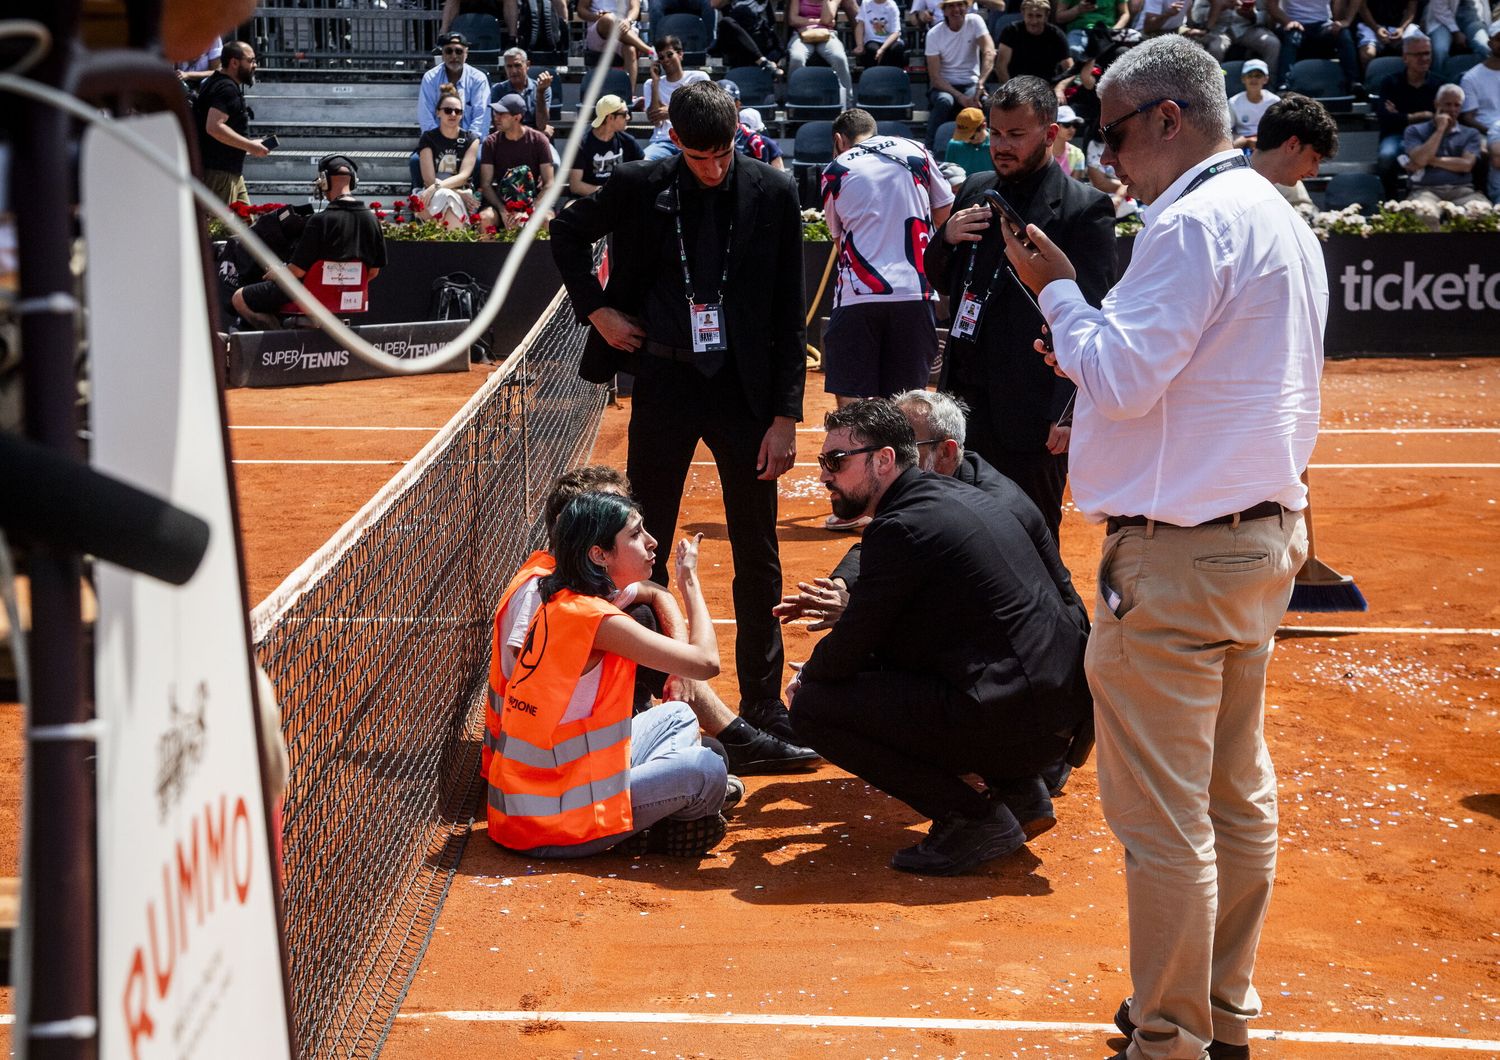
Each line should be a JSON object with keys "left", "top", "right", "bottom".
{"left": 925, "top": 162, "right": 1116, "bottom": 451}
{"left": 802, "top": 467, "right": 1090, "bottom": 728}
{"left": 550, "top": 153, "right": 807, "bottom": 422}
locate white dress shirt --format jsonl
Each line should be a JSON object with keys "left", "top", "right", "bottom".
{"left": 1039, "top": 148, "right": 1327, "bottom": 525}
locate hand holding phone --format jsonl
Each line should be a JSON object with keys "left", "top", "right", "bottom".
{"left": 261, "top": 133, "right": 279, "bottom": 151}
{"left": 983, "top": 189, "right": 1035, "bottom": 250}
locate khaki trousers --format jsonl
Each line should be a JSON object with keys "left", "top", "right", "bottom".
{"left": 1089, "top": 510, "right": 1307, "bottom": 1059}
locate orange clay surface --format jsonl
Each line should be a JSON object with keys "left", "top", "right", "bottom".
{"left": 2, "top": 358, "right": 1498, "bottom": 1058}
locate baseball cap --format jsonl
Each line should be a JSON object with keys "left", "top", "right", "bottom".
{"left": 1055, "top": 104, "right": 1084, "bottom": 125}
{"left": 720, "top": 79, "right": 742, "bottom": 101}
{"left": 491, "top": 92, "right": 526, "bottom": 115}
{"left": 438, "top": 31, "right": 468, "bottom": 47}
{"left": 592, "top": 94, "right": 628, "bottom": 128}
{"left": 954, "top": 107, "right": 985, "bottom": 141}
{"left": 740, "top": 106, "right": 766, "bottom": 132}
{"left": 941, "top": 0, "right": 969, "bottom": 8}
{"left": 1242, "top": 58, "right": 1270, "bottom": 76}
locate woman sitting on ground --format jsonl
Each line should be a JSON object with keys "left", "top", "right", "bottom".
{"left": 487, "top": 491, "right": 731, "bottom": 859}
{"left": 415, "top": 83, "right": 482, "bottom": 229}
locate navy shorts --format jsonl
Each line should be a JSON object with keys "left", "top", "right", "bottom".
{"left": 237, "top": 278, "right": 289, "bottom": 315}
{"left": 822, "top": 300, "right": 938, "bottom": 399}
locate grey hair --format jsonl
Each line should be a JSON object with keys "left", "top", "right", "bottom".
{"left": 1436, "top": 82, "right": 1464, "bottom": 104}
{"left": 503, "top": 46, "right": 529, "bottom": 62}
{"left": 1096, "top": 35, "right": 1231, "bottom": 142}
{"left": 893, "top": 389, "right": 970, "bottom": 449}
{"left": 1402, "top": 30, "right": 1429, "bottom": 50}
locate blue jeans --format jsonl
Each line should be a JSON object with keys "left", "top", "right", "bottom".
{"left": 927, "top": 80, "right": 977, "bottom": 148}
{"left": 643, "top": 139, "right": 681, "bottom": 161}
{"left": 1376, "top": 131, "right": 1404, "bottom": 196}
{"left": 1428, "top": 0, "right": 1491, "bottom": 69}
{"left": 1066, "top": 25, "right": 1092, "bottom": 62}
{"left": 524, "top": 702, "right": 727, "bottom": 858}
{"left": 1275, "top": 20, "right": 1360, "bottom": 88}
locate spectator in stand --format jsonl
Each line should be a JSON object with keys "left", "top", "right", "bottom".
{"left": 818, "top": 110, "right": 954, "bottom": 462}
{"left": 416, "top": 83, "right": 484, "bottom": 228}
{"left": 1267, "top": 0, "right": 1361, "bottom": 93}
{"left": 1458, "top": 31, "right": 1500, "bottom": 203}
{"left": 1192, "top": 0, "right": 1281, "bottom": 71}
{"left": 1249, "top": 91, "right": 1339, "bottom": 207}
{"left": 420, "top": 32, "right": 492, "bottom": 141}
{"left": 175, "top": 36, "right": 221, "bottom": 92}
{"left": 642, "top": 37, "right": 713, "bottom": 161}
{"left": 787, "top": 0, "right": 856, "bottom": 106}
{"left": 711, "top": 0, "right": 787, "bottom": 71}
{"left": 926, "top": 0, "right": 998, "bottom": 148}
{"left": 723, "top": 80, "right": 787, "bottom": 167}
{"left": 946, "top": 106, "right": 994, "bottom": 175}
{"left": 492, "top": 48, "right": 556, "bottom": 139}
{"left": 1229, "top": 58, "right": 1281, "bottom": 148}
{"left": 1422, "top": 0, "right": 1491, "bottom": 72}
{"left": 855, "top": 0, "right": 908, "bottom": 66}
{"left": 480, "top": 93, "right": 556, "bottom": 231}
{"left": 1135, "top": 0, "right": 1188, "bottom": 36}
{"left": 570, "top": 95, "right": 646, "bottom": 198}
{"left": 1051, "top": 103, "right": 1089, "bottom": 177}
{"left": 192, "top": 41, "right": 268, "bottom": 207}
{"left": 578, "top": 0, "right": 655, "bottom": 96}
{"left": 1085, "top": 135, "right": 1138, "bottom": 214}
{"left": 1373, "top": 32, "right": 1439, "bottom": 197}
{"left": 997, "top": 0, "right": 1075, "bottom": 83}
{"left": 439, "top": 0, "right": 568, "bottom": 49}
{"left": 1354, "top": 0, "right": 1419, "bottom": 69}
{"left": 909, "top": 0, "right": 942, "bottom": 26}
{"left": 651, "top": 0, "right": 720, "bottom": 54}
{"left": 1403, "top": 83, "right": 1488, "bottom": 208}
{"left": 1056, "top": 0, "right": 1132, "bottom": 64}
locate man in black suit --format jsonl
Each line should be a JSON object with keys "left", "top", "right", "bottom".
{"left": 551, "top": 80, "right": 807, "bottom": 740}
{"left": 787, "top": 399, "right": 1091, "bottom": 876}
{"left": 925, "top": 75, "right": 1117, "bottom": 543}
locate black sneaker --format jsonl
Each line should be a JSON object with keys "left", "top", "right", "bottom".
{"left": 889, "top": 803, "right": 1025, "bottom": 876}
{"left": 615, "top": 829, "right": 652, "bottom": 856}
{"left": 1114, "top": 998, "right": 1250, "bottom": 1059}
{"left": 740, "top": 698, "right": 796, "bottom": 742}
{"left": 717, "top": 717, "right": 820, "bottom": 775}
{"left": 648, "top": 813, "right": 728, "bottom": 857}
{"left": 723, "top": 774, "right": 747, "bottom": 814}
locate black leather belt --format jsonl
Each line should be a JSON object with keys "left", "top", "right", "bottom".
{"left": 643, "top": 339, "right": 699, "bottom": 362}
{"left": 1105, "top": 500, "right": 1285, "bottom": 536}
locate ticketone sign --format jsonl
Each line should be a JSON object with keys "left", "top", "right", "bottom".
{"left": 1338, "top": 259, "right": 1500, "bottom": 312}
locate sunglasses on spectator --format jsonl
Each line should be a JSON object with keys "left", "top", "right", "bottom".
{"left": 817, "top": 445, "right": 885, "bottom": 474}
{"left": 439, "top": 106, "right": 463, "bottom": 114}
{"left": 443, "top": 45, "right": 466, "bottom": 54}
{"left": 1099, "top": 97, "right": 1190, "bottom": 153}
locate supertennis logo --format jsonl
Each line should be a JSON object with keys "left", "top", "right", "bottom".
{"left": 1339, "top": 260, "right": 1500, "bottom": 312}
{"left": 260, "top": 347, "right": 350, "bottom": 370}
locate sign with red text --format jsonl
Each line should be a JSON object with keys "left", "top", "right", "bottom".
{"left": 81, "top": 114, "right": 294, "bottom": 1060}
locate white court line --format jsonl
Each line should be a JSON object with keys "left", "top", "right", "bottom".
{"left": 1322, "top": 427, "right": 1500, "bottom": 434}
{"left": 228, "top": 424, "right": 442, "bottom": 432}
{"left": 393, "top": 1010, "right": 1500, "bottom": 1050}
{"left": 232, "top": 459, "right": 406, "bottom": 466}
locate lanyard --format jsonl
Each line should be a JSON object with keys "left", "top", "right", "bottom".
{"left": 672, "top": 183, "right": 734, "bottom": 306}
{"left": 1177, "top": 153, "right": 1248, "bottom": 201}
{"left": 957, "top": 186, "right": 1016, "bottom": 302}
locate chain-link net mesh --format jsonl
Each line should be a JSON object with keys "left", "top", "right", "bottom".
{"left": 250, "top": 292, "right": 604, "bottom": 1058}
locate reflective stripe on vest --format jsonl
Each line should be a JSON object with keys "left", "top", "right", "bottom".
{"left": 496, "top": 715, "right": 632, "bottom": 770}
{"left": 487, "top": 766, "right": 630, "bottom": 818}
{"left": 482, "top": 551, "right": 555, "bottom": 780}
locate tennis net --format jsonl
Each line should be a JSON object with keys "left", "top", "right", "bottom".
{"left": 250, "top": 290, "right": 605, "bottom": 1058}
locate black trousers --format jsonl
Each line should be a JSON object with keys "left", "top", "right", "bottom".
{"left": 627, "top": 358, "right": 785, "bottom": 707}
{"left": 792, "top": 669, "right": 1070, "bottom": 822}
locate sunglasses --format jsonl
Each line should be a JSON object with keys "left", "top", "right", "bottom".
{"left": 442, "top": 45, "right": 466, "bottom": 54}
{"left": 817, "top": 444, "right": 884, "bottom": 474}
{"left": 438, "top": 106, "right": 463, "bottom": 114}
{"left": 1099, "top": 97, "right": 1190, "bottom": 153}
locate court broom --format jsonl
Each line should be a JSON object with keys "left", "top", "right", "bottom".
{"left": 1288, "top": 470, "right": 1367, "bottom": 613}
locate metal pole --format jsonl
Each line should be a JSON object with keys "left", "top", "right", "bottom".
{"left": 11, "top": 2, "right": 98, "bottom": 1057}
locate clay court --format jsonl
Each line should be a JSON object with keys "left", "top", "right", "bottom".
{"left": 3, "top": 355, "right": 1498, "bottom": 1057}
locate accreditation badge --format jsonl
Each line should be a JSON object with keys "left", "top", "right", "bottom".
{"left": 690, "top": 302, "right": 728, "bottom": 353}
{"left": 950, "top": 292, "right": 984, "bottom": 340}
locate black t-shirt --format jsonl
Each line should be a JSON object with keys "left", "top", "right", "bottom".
{"left": 290, "top": 198, "right": 388, "bottom": 272}
{"left": 1375, "top": 72, "right": 1441, "bottom": 136}
{"left": 1364, "top": 0, "right": 1408, "bottom": 25}
{"left": 418, "top": 127, "right": 479, "bottom": 187}
{"left": 574, "top": 130, "right": 644, "bottom": 188}
{"left": 999, "top": 21, "right": 1070, "bottom": 81}
{"left": 195, "top": 71, "right": 250, "bottom": 174}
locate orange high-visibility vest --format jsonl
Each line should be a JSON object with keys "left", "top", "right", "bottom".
{"left": 487, "top": 588, "right": 637, "bottom": 850}
{"left": 484, "top": 550, "right": 556, "bottom": 783}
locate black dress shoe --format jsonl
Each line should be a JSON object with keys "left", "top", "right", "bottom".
{"left": 718, "top": 717, "right": 820, "bottom": 775}
{"left": 1114, "top": 998, "right": 1250, "bottom": 1059}
{"left": 889, "top": 802, "right": 1025, "bottom": 876}
{"left": 740, "top": 698, "right": 796, "bottom": 742}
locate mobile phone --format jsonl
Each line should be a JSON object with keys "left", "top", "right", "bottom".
{"left": 982, "top": 188, "right": 1035, "bottom": 249}
{"left": 261, "top": 133, "right": 279, "bottom": 151}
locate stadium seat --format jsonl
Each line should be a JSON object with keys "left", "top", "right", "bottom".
{"left": 877, "top": 120, "right": 913, "bottom": 138}
{"left": 450, "top": 12, "right": 503, "bottom": 51}
{"left": 279, "top": 259, "right": 372, "bottom": 319}
{"left": 600, "top": 67, "right": 632, "bottom": 102}
{"left": 931, "top": 120, "right": 956, "bottom": 149}
{"left": 787, "top": 66, "right": 845, "bottom": 119}
{"left": 1363, "top": 55, "right": 1405, "bottom": 97}
{"left": 654, "top": 13, "right": 710, "bottom": 64}
{"left": 724, "top": 65, "right": 777, "bottom": 108}
{"left": 1222, "top": 59, "right": 1245, "bottom": 99}
{"left": 1323, "top": 172, "right": 1384, "bottom": 214}
{"left": 856, "top": 66, "right": 914, "bottom": 120}
{"left": 792, "top": 119, "right": 836, "bottom": 206}
{"left": 1442, "top": 53, "right": 1482, "bottom": 83}
{"left": 991, "top": 11, "right": 1024, "bottom": 32}
{"left": 1285, "top": 58, "right": 1354, "bottom": 111}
